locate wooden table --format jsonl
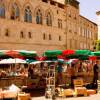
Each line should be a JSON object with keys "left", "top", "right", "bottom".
{"left": 0, "top": 90, "right": 17, "bottom": 99}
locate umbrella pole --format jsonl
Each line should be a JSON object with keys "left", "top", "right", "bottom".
{"left": 15, "top": 58, "right": 16, "bottom": 72}
{"left": 25, "top": 63, "right": 29, "bottom": 86}
{"left": 10, "top": 64, "right": 11, "bottom": 72}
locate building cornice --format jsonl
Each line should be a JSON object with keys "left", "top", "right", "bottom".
{"left": 80, "top": 15, "right": 97, "bottom": 26}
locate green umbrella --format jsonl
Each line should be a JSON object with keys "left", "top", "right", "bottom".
{"left": 75, "top": 50, "right": 91, "bottom": 55}
{"left": 66, "top": 50, "right": 91, "bottom": 60}
{"left": 0, "top": 50, "right": 5, "bottom": 56}
{"left": 91, "top": 51, "right": 100, "bottom": 56}
{"left": 67, "top": 55, "right": 89, "bottom": 60}
{"left": 78, "top": 55, "right": 89, "bottom": 60}
{"left": 43, "top": 50, "right": 62, "bottom": 57}
{"left": 0, "top": 50, "right": 10, "bottom": 58}
{"left": 26, "top": 59, "right": 37, "bottom": 63}
{"left": 19, "top": 50, "right": 37, "bottom": 57}
{"left": 75, "top": 50, "right": 91, "bottom": 60}
{"left": 57, "top": 59, "right": 64, "bottom": 64}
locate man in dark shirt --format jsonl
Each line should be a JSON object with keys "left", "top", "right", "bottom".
{"left": 93, "top": 60, "right": 99, "bottom": 85}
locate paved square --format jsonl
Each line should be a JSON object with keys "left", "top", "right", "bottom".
{"left": 32, "top": 94, "right": 100, "bottom": 100}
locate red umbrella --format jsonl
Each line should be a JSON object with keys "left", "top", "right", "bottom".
{"left": 62, "top": 50, "right": 75, "bottom": 55}
{"left": 57, "top": 55, "right": 65, "bottom": 59}
{"left": 89, "top": 56, "right": 96, "bottom": 60}
{"left": 5, "top": 50, "right": 23, "bottom": 58}
{"left": 37, "top": 56, "right": 47, "bottom": 61}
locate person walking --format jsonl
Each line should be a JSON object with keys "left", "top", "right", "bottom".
{"left": 56, "top": 62, "right": 63, "bottom": 85}
{"left": 93, "top": 60, "right": 99, "bottom": 87}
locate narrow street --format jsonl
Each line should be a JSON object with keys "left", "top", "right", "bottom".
{"left": 32, "top": 94, "right": 100, "bottom": 100}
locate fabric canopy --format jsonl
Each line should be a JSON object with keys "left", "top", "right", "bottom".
{"left": 0, "top": 50, "right": 5, "bottom": 56}
{"left": 0, "top": 50, "right": 8, "bottom": 57}
{"left": 62, "top": 50, "right": 75, "bottom": 55}
{"left": 66, "top": 50, "right": 91, "bottom": 60}
{"left": 75, "top": 50, "right": 91, "bottom": 55}
{"left": 0, "top": 50, "right": 37, "bottom": 59}
{"left": 91, "top": 51, "right": 100, "bottom": 56}
{"left": 26, "top": 59, "right": 37, "bottom": 63}
{"left": 30, "top": 60, "right": 56, "bottom": 64}
{"left": 0, "top": 58, "right": 26, "bottom": 64}
{"left": 43, "top": 50, "right": 62, "bottom": 57}
{"left": 5, "top": 50, "right": 23, "bottom": 58}
{"left": 19, "top": 50, "right": 37, "bottom": 57}
{"left": 65, "top": 59, "right": 78, "bottom": 64}
{"left": 66, "top": 55, "right": 89, "bottom": 60}
{"left": 30, "top": 61, "right": 42, "bottom": 64}
{"left": 89, "top": 56, "right": 96, "bottom": 60}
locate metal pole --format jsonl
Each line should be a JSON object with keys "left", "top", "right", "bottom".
{"left": 52, "top": 64, "right": 56, "bottom": 100}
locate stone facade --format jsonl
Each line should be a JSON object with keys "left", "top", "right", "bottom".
{"left": 79, "top": 16, "right": 97, "bottom": 50}
{"left": 0, "top": 0, "right": 98, "bottom": 55}
{"left": 96, "top": 11, "right": 100, "bottom": 39}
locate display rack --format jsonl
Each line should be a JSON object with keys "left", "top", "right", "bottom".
{"left": 45, "top": 64, "right": 56, "bottom": 99}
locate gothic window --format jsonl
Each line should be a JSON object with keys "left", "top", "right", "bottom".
{"left": 0, "top": 4, "right": 5, "bottom": 18}
{"left": 28, "top": 32, "right": 32, "bottom": 38}
{"left": 11, "top": 3, "right": 19, "bottom": 20}
{"left": 36, "top": 9, "right": 42, "bottom": 24}
{"left": 43, "top": 33, "right": 46, "bottom": 40}
{"left": 59, "top": 35, "right": 62, "bottom": 41}
{"left": 5, "top": 29, "right": 9, "bottom": 37}
{"left": 46, "top": 12, "right": 52, "bottom": 26}
{"left": 20, "top": 31, "right": 24, "bottom": 38}
{"left": 24, "top": 6, "right": 32, "bottom": 23}
{"left": 58, "top": 19, "right": 62, "bottom": 29}
{"left": 49, "top": 34, "right": 52, "bottom": 40}
{"left": 58, "top": 19, "right": 60, "bottom": 28}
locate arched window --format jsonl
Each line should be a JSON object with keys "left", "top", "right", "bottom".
{"left": 46, "top": 12, "right": 52, "bottom": 26}
{"left": 11, "top": 3, "right": 19, "bottom": 20}
{"left": 20, "top": 31, "right": 24, "bottom": 38}
{"left": 36, "top": 9, "right": 42, "bottom": 24}
{"left": 28, "top": 32, "right": 32, "bottom": 38}
{"left": 24, "top": 6, "right": 32, "bottom": 23}
{"left": 5, "top": 29, "right": 9, "bottom": 37}
{"left": 49, "top": 34, "right": 52, "bottom": 40}
{"left": 0, "top": 4, "right": 5, "bottom": 18}
{"left": 58, "top": 19, "right": 62, "bottom": 28}
{"left": 43, "top": 33, "right": 46, "bottom": 40}
{"left": 59, "top": 35, "right": 62, "bottom": 41}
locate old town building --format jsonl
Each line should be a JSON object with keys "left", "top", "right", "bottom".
{"left": 96, "top": 11, "right": 100, "bottom": 39}
{"left": 0, "top": 0, "right": 98, "bottom": 54}
{"left": 79, "top": 15, "right": 97, "bottom": 50}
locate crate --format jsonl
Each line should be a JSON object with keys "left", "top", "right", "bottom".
{"left": 18, "top": 93, "right": 31, "bottom": 100}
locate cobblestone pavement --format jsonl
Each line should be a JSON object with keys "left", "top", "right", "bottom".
{"left": 32, "top": 94, "right": 100, "bottom": 100}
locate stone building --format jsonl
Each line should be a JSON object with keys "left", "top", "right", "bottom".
{"left": 0, "top": 0, "right": 98, "bottom": 55}
{"left": 96, "top": 11, "right": 100, "bottom": 39}
{"left": 79, "top": 15, "right": 97, "bottom": 50}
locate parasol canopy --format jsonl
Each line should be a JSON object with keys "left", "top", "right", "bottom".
{"left": 75, "top": 49, "right": 91, "bottom": 55}
{"left": 43, "top": 50, "right": 62, "bottom": 57}
{"left": 65, "top": 59, "right": 78, "bottom": 64}
{"left": 90, "top": 51, "right": 100, "bottom": 56}
{"left": 0, "top": 50, "right": 9, "bottom": 58}
{"left": 66, "top": 50, "right": 91, "bottom": 60}
{"left": 19, "top": 50, "right": 37, "bottom": 57}
{"left": 0, "top": 58, "right": 26, "bottom": 64}
{"left": 62, "top": 50, "right": 75, "bottom": 55}
{"left": 0, "top": 50, "right": 6, "bottom": 56}
{"left": 5, "top": 50, "right": 23, "bottom": 58}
